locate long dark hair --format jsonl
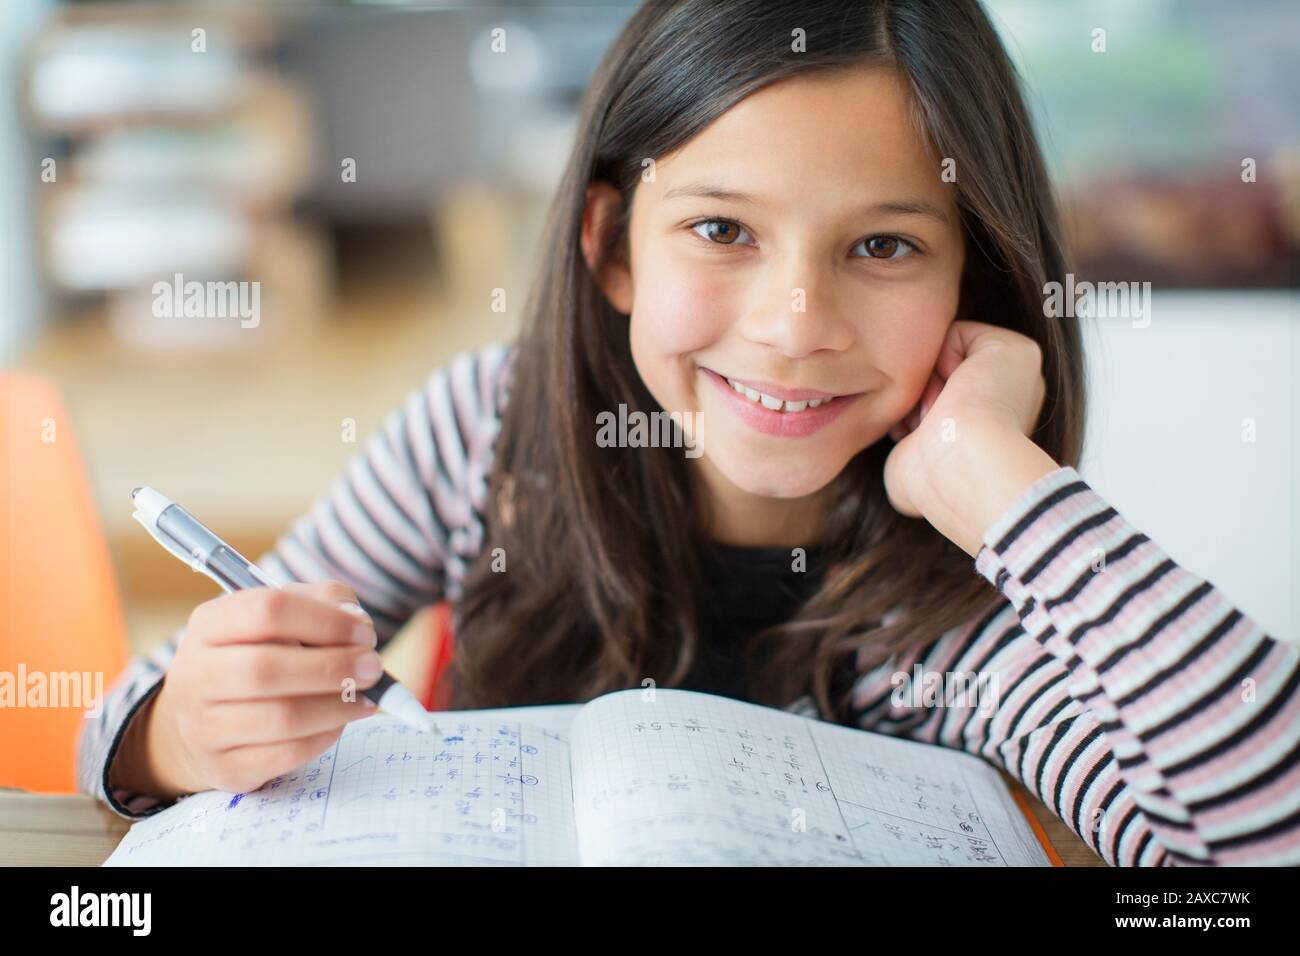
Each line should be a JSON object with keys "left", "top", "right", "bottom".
{"left": 451, "top": 0, "right": 1086, "bottom": 721}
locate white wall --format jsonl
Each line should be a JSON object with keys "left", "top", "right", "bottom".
{"left": 1076, "top": 290, "right": 1297, "bottom": 642}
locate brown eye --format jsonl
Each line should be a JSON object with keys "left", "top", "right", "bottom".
{"left": 854, "top": 234, "right": 917, "bottom": 261}
{"left": 691, "top": 219, "right": 747, "bottom": 245}
{"left": 865, "top": 236, "right": 900, "bottom": 258}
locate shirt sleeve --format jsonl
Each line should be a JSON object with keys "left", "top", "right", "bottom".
{"left": 76, "top": 344, "right": 512, "bottom": 821}
{"left": 848, "top": 464, "right": 1300, "bottom": 866}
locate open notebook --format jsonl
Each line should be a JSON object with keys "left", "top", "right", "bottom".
{"left": 104, "top": 688, "right": 1059, "bottom": 866}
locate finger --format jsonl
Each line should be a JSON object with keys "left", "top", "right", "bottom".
{"left": 282, "top": 580, "right": 368, "bottom": 620}
{"left": 891, "top": 393, "right": 922, "bottom": 440}
{"left": 283, "top": 580, "right": 360, "bottom": 605}
{"left": 201, "top": 643, "right": 385, "bottom": 701}
{"left": 910, "top": 381, "right": 931, "bottom": 429}
{"left": 919, "top": 371, "right": 944, "bottom": 420}
{"left": 194, "top": 587, "right": 377, "bottom": 649}
{"left": 279, "top": 582, "right": 375, "bottom": 644}
{"left": 241, "top": 581, "right": 366, "bottom": 650}
{"left": 212, "top": 727, "right": 347, "bottom": 794}
{"left": 207, "top": 694, "right": 378, "bottom": 750}
{"left": 947, "top": 319, "right": 1025, "bottom": 366}
{"left": 935, "top": 324, "right": 969, "bottom": 380}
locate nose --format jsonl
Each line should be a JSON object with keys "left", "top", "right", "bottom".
{"left": 735, "top": 257, "right": 857, "bottom": 359}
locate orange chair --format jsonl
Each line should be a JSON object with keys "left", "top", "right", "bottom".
{"left": 0, "top": 373, "right": 130, "bottom": 792}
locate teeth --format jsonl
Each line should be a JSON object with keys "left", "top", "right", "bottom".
{"left": 724, "top": 377, "right": 834, "bottom": 413}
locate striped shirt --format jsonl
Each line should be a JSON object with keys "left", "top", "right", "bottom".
{"left": 77, "top": 343, "right": 1300, "bottom": 866}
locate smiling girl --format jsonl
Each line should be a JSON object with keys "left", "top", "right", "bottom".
{"left": 82, "top": 0, "right": 1300, "bottom": 866}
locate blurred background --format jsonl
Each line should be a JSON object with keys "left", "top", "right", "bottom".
{"left": 1, "top": 0, "right": 1297, "bottom": 703}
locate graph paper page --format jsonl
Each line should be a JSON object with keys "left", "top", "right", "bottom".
{"left": 569, "top": 689, "right": 1050, "bottom": 866}
{"left": 105, "top": 705, "right": 582, "bottom": 866}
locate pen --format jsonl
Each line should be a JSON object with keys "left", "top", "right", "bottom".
{"left": 130, "top": 486, "right": 438, "bottom": 733}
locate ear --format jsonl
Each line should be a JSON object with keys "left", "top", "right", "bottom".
{"left": 580, "top": 181, "right": 634, "bottom": 315}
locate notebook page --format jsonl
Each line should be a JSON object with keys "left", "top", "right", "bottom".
{"left": 569, "top": 689, "right": 1050, "bottom": 866}
{"left": 104, "top": 706, "right": 582, "bottom": 866}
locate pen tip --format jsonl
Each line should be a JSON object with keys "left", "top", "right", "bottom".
{"left": 131, "top": 487, "right": 142, "bottom": 499}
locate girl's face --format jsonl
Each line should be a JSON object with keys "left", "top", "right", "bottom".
{"left": 585, "top": 66, "right": 965, "bottom": 539}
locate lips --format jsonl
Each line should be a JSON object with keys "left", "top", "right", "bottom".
{"left": 700, "top": 367, "right": 861, "bottom": 438}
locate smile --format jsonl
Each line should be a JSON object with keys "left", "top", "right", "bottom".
{"left": 722, "top": 376, "right": 835, "bottom": 413}
{"left": 700, "top": 368, "right": 862, "bottom": 438}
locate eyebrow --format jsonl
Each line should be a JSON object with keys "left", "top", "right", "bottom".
{"left": 660, "top": 182, "right": 952, "bottom": 226}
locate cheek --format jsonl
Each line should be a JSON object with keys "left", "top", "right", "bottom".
{"left": 628, "top": 254, "right": 732, "bottom": 401}
{"left": 865, "top": 284, "right": 958, "bottom": 416}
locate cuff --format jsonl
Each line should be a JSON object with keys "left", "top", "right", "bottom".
{"left": 99, "top": 673, "right": 176, "bottom": 821}
{"left": 974, "top": 464, "right": 1090, "bottom": 576}
{"left": 972, "top": 464, "right": 1098, "bottom": 648}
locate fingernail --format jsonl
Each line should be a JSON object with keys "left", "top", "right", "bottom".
{"left": 353, "top": 622, "right": 377, "bottom": 646}
{"left": 341, "top": 601, "right": 368, "bottom": 618}
{"left": 356, "top": 651, "right": 382, "bottom": 681}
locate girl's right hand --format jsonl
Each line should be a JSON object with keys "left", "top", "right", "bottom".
{"left": 137, "top": 581, "right": 383, "bottom": 797}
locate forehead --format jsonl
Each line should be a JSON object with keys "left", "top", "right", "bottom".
{"left": 644, "top": 66, "right": 949, "bottom": 216}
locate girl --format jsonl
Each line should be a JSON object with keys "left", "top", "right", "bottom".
{"left": 81, "top": 0, "right": 1300, "bottom": 866}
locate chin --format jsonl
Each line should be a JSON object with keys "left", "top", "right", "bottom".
{"left": 709, "top": 448, "right": 849, "bottom": 500}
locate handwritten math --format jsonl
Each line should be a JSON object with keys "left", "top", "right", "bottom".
{"left": 570, "top": 689, "right": 1048, "bottom": 866}
{"left": 105, "top": 691, "right": 1049, "bottom": 866}
{"left": 105, "top": 714, "right": 579, "bottom": 866}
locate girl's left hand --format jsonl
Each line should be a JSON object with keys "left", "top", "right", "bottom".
{"left": 882, "top": 320, "right": 1049, "bottom": 524}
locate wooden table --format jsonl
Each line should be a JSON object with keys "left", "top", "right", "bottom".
{"left": 0, "top": 791, "right": 135, "bottom": 867}
{"left": 0, "top": 778, "right": 1105, "bottom": 866}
